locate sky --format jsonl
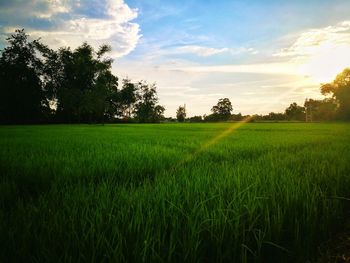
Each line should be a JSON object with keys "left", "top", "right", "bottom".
{"left": 1, "top": 0, "right": 350, "bottom": 117}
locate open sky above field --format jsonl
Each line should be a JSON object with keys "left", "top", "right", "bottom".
{"left": 1, "top": 0, "right": 350, "bottom": 116}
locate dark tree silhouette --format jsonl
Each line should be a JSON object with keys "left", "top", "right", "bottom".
{"left": 321, "top": 68, "right": 350, "bottom": 120}
{"left": 209, "top": 98, "right": 233, "bottom": 121}
{"left": 0, "top": 29, "right": 168, "bottom": 124}
{"left": 285, "top": 102, "right": 305, "bottom": 121}
{"left": 119, "top": 78, "right": 137, "bottom": 119}
{"left": 253, "top": 113, "right": 286, "bottom": 121}
{"left": 0, "top": 29, "right": 47, "bottom": 123}
{"left": 134, "top": 81, "right": 165, "bottom": 122}
{"left": 176, "top": 105, "right": 186, "bottom": 122}
{"left": 304, "top": 98, "right": 337, "bottom": 121}
{"left": 43, "top": 43, "right": 118, "bottom": 123}
{"left": 188, "top": 115, "right": 203, "bottom": 122}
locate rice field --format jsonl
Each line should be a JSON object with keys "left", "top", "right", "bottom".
{"left": 1, "top": 123, "right": 350, "bottom": 262}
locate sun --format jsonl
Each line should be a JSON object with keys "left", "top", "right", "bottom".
{"left": 298, "top": 42, "right": 350, "bottom": 83}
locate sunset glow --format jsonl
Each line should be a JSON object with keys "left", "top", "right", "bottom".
{"left": 298, "top": 43, "right": 350, "bottom": 83}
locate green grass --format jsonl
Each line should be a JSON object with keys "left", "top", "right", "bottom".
{"left": 1, "top": 123, "right": 350, "bottom": 262}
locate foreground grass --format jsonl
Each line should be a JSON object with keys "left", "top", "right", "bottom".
{"left": 1, "top": 123, "right": 350, "bottom": 262}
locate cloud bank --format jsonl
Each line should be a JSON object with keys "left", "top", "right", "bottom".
{"left": 0, "top": 0, "right": 141, "bottom": 58}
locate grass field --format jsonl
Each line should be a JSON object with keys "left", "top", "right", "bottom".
{"left": 1, "top": 123, "right": 350, "bottom": 262}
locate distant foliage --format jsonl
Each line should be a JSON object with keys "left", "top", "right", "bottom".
{"left": 188, "top": 115, "right": 203, "bottom": 122}
{"left": 119, "top": 78, "right": 137, "bottom": 119}
{"left": 285, "top": 102, "right": 305, "bottom": 121}
{"left": 0, "top": 29, "right": 165, "bottom": 124}
{"left": 304, "top": 98, "right": 337, "bottom": 121}
{"left": 229, "top": 113, "right": 245, "bottom": 121}
{"left": 321, "top": 68, "right": 350, "bottom": 120}
{"left": 211, "top": 98, "right": 233, "bottom": 120}
{"left": 254, "top": 112, "right": 286, "bottom": 121}
{"left": 134, "top": 81, "right": 165, "bottom": 123}
{"left": 176, "top": 105, "right": 186, "bottom": 122}
{"left": 204, "top": 98, "right": 233, "bottom": 121}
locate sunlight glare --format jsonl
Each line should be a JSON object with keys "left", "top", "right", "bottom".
{"left": 298, "top": 43, "right": 350, "bottom": 83}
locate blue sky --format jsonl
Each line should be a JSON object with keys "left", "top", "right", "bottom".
{"left": 1, "top": 0, "right": 350, "bottom": 116}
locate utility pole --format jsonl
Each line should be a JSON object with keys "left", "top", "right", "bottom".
{"left": 305, "top": 99, "right": 312, "bottom": 122}
{"left": 184, "top": 104, "right": 186, "bottom": 121}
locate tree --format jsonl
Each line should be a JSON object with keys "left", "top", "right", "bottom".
{"left": 229, "top": 113, "right": 244, "bottom": 121}
{"left": 210, "top": 98, "right": 233, "bottom": 121}
{"left": 119, "top": 78, "right": 137, "bottom": 119}
{"left": 266, "top": 112, "right": 286, "bottom": 121}
{"left": 134, "top": 81, "right": 165, "bottom": 122}
{"left": 176, "top": 105, "right": 186, "bottom": 122}
{"left": 285, "top": 102, "right": 305, "bottom": 121}
{"left": 304, "top": 98, "right": 337, "bottom": 121}
{"left": 42, "top": 43, "right": 119, "bottom": 123}
{"left": 0, "top": 29, "right": 47, "bottom": 123}
{"left": 1, "top": 29, "right": 170, "bottom": 124}
{"left": 153, "top": 105, "right": 166, "bottom": 122}
{"left": 321, "top": 68, "right": 350, "bottom": 120}
{"left": 189, "top": 116, "right": 202, "bottom": 122}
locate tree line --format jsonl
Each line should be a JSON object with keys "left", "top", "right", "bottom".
{"left": 0, "top": 29, "right": 164, "bottom": 124}
{"left": 1, "top": 29, "right": 349, "bottom": 124}
{"left": 174, "top": 69, "right": 350, "bottom": 123}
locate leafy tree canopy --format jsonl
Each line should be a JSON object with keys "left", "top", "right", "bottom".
{"left": 0, "top": 29, "right": 47, "bottom": 123}
{"left": 285, "top": 102, "right": 305, "bottom": 121}
{"left": 176, "top": 105, "right": 186, "bottom": 122}
{"left": 209, "top": 98, "right": 233, "bottom": 121}
{"left": 134, "top": 81, "right": 165, "bottom": 123}
{"left": 321, "top": 68, "right": 350, "bottom": 120}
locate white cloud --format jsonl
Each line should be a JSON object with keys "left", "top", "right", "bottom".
{"left": 169, "top": 62, "right": 299, "bottom": 75}
{"left": 0, "top": 0, "right": 70, "bottom": 20}
{"left": 174, "top": 45, "right": 258, "bottom": 57}
{"left": 36, "top": 0, "right": 71, "bottom": 18}
{"left": 106, "top": 0, "right": 137, "bottom": 22}
{"left": 1, "top": 0, "right": 141, "bottom": 58}
{"left": 230, "top": 47, "right": 259, "bottom": 55}
{"left": 274, "top": 21, "right": 350, "bottom": 58}
{"left": 175, "top": 45, "right": 229, "bottom": 57}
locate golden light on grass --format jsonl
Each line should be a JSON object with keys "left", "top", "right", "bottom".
{"left": 172, "top": 116, "right": 254, "bottom": 170}
{"left": 173, "top": 81, "right": 307, "bottom": 170}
